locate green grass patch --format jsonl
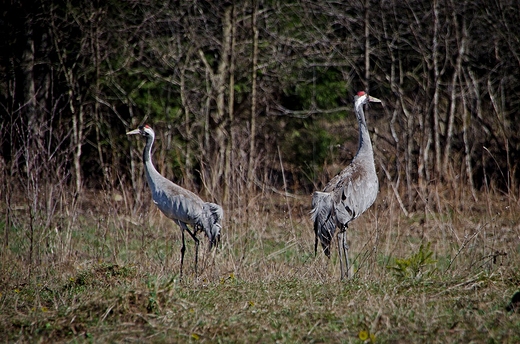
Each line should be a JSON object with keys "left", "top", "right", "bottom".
{"left": 1, "top": 189, "right": 519, "bottom": 342}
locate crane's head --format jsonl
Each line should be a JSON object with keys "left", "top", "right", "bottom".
{"left": 353, "top": 91, "right": 382, "bottom": 125}
{"left": 355, "top": 91, "right": 382, "bottom": 107}
{"left": 126, "top": 125, "right": 155, "bottom": 139}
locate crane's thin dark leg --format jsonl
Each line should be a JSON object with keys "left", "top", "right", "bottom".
{"left": 342, "top": 231, "right": 350, "bottom": 279}
{"left": 338, "top": 225, "right": 350, "bottom": 280}
{"left": 194, "top": 237, "right": 199, "bottom": 275}
{"left": 314, "top": 233, "right": 318, "bottom": 256}
{"left": 185, "top": 228, "right": 200, "bottom": 276}
{"left": 180, "top": 229, "right": 186, "bottom": 278}
{"left": 337, "top": 232, "right": 345, "bottom": 280}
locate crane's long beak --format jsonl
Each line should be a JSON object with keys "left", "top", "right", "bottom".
{"left": 126, "top": 128, "right": 141, "bottom": 135}
{"left": 368, "top": 95, "right": 382, "bottom": 103}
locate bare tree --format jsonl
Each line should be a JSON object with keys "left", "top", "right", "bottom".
{"left": 248, "top": 0, "right": 259, "bottom": 190}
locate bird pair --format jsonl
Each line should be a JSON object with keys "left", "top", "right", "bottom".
{"left": 127, "top": 91, "right": 382, "bottom": 280}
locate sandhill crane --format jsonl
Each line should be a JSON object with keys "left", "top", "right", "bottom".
{"left": 311, "top": 91, "right": 382, "bottom": 280}
{"left": 127, "top": 125, "right": 223, "bottom": 277}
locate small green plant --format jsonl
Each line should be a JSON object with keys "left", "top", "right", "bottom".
{"left": 387, "top": 242, "right": 437, "bottom": 281}
{"left": 146, "top": 278, "right": 159, "bottom": 314}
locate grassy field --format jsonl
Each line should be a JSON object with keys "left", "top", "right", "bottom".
{"left": 1, "top": 184, "right": 519, "bottom": 343}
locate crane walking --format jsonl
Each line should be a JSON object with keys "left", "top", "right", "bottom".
{"left": 127, "top": 125, "right": 223, "bottom": 277}
{"left": 311, "top": 91, "right": 381, "bottom": 280}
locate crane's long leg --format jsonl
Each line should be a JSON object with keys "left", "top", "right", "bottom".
{"left": 177, "top": 221, "right": 191, "bottom": 278}
{"left": 314, "top": 231, "right": 318, "bottom": 256}
{"left": 337, "top": 232, "right": 345, "bottom": 279}
{"left": 177, "top": 222, "right": 200, "bottom": 276}
{"left": 342, "top": 230, "right": 350, "bottom": 280}
{"left": 184, "top": 227, "right": 200, "bottom": 276}
{"left": 338, "top": 228, "right": 350, "bottom": 280}
{"left": 180, "top": 229, "right": 186, "bottom": 278}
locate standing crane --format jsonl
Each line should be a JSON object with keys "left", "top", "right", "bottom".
{"left": 127, "top": 125, "right": 223, "bottom": 277}
{"left": 311, "top": 91, "right": 382, "bottom": 280}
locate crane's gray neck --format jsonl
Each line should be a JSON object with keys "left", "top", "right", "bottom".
{"left": 356, "top": 105, "right": 374, "bottom": 158}
{"left": 143, "top": 134, "right": 162, "bottom": 188}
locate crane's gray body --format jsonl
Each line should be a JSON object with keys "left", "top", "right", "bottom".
{"left": 311, "top": 93, "right": 380, "bottom": 279}
{"left": 128, "top": 125, "right": 222, "bottom": 276}
{"left": 144, "top": 158, "right": 222, "bottom": 238}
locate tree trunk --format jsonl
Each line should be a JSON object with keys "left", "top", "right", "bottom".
{"left": 180, "top": 57, "right": 193, "bottom": 189}
{"left": 224, "top": 4, "right": 236, "bottom": 205}
{"left": 71, "top": 91, "right": 84, "bottom": 196}
{"left": 22, "top": 12, "right": 37, "bottom": 139}
{"left": 364, "top": 0, "right": 370, "bottom": 92}
{"left": 432, "top": 0, "right": 442, "bottom": 178}
{"left": 461, "top": 72, "right": 477, "bottom": 201}
{"left": 443, "top": 6, "right": 467, "bottom": 174}
{"left": 248, "top": 0, "right": 259, "bottom": 190}
{"left": 92, "top": 5, "right": 107, "bottom": 187}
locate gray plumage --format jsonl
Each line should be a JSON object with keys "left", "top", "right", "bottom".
{"left": 311, "top": 91, "right": 381, "bottom": 280}
{"left": 127, "top": 125, "right": 223, "bottom": 277}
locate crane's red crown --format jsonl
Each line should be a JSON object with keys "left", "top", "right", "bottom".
{"left": 357, "top": 91, "right": 366, "bottom": 97}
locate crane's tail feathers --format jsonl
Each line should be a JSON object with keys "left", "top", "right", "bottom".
{"left": 311, "top": 191, "right": 336, "bottom": 258}
{"left": 203, "top": 202, "right": 223, "bottom": 249}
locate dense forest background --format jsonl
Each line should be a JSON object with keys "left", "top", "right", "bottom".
{"left": 2, "top": 0, "right": 520, "bottom": 214}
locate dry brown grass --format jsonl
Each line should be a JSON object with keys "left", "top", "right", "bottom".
{"left": 1, "top": 182, "right": 519, "bottom": 343}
